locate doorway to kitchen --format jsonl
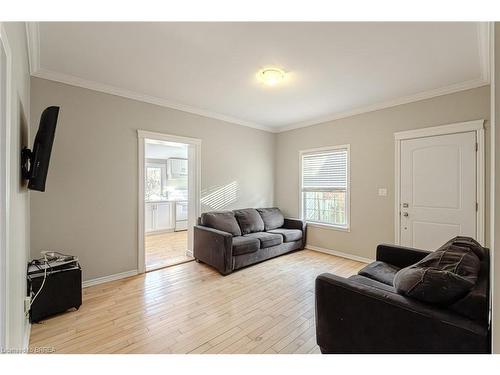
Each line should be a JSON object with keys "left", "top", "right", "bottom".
{"left": 138, "top": 131, "right": 201, "bottom": 273}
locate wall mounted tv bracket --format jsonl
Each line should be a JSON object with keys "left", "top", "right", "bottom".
{"left": 21, "top": 146, "right": 34, "bottom": 180}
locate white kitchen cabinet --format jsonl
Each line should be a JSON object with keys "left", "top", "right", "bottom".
{"left": 145, "top": 201, "right": 174, "bottom": 233}
{"left": 168, "top": 158, "right": 188, "bottom": 178}
{"left": 145, "top": 202, "right": 154, "bottom": 232}
{"left": 156, "top": 202, "right": 174, "bottom": 231}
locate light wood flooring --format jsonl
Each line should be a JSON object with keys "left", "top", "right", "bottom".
{"left": 29, "top": 249, "right": 365, "bottom": 354}
{"left": 145, "top": 231, "right": 193, "bottom": 271}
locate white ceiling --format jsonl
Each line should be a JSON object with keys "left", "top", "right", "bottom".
{"left": 30, "top": 22, "right": 489, "bottom": 132}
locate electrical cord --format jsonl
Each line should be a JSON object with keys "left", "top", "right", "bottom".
{"left": 25, "top": 253, "right": 49, "bottom": 318}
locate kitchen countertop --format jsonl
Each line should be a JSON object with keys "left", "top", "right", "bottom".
{"left": 145, "top": 199, "right": 187, "bottom": 203}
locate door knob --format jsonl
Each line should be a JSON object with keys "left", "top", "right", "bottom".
{"left": 402, "top": 212, "right": 409, "bottom": 217}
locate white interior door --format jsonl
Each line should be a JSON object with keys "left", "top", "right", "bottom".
{"left": 399, "top": 131, "right": 477, "bottom": 250}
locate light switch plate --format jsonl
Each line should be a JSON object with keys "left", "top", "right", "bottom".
{"left": 378, "top": 188, "right": 387, "bottom": 197}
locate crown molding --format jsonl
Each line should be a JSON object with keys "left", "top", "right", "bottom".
{"left": 477, "top": 22, "right": 491, "bottom": 83}
{"left": 25, "top": 22, "right": 40, "bottom": 75}
{"left": 32, "top": 67, "right": 489, "bottom": 134}
{"left": 32, "top": 68, "right": 274, "bottom": 133}
{"left": 275, "top": 77, "right": 489, "bottom": 133}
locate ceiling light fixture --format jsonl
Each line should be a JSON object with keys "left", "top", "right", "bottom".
{"left": 257, "top": 67, "right": 286, "bottom": 87}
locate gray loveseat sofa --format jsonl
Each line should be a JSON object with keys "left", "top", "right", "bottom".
{"left": 194, "top": 208, "right": 306, "bottom": 275}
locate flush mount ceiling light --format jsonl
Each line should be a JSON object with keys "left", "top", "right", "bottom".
{"left": 257, "top": 67, "right": 287, "bottom": 87}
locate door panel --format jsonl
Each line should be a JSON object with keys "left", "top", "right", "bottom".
{"left": 400, "top": 131, "right": 476, "bottom": 250}
{"left": 411, "top": 145, "right": 460, "bottom": 209}
{"left": 411, "top": 221, "right": 461, "bottom": 250}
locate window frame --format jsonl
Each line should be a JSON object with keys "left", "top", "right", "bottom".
{"left": 299, "top": 144, "right": 351, "bottom": 232}
{"left": 145, "top": 161, "right": 167, "bottom": 200}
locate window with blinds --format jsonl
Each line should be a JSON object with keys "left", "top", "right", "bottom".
{"left": 301, "top": 146, "right": 350, "bottom": 228}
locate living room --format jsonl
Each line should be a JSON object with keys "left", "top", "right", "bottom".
{"left": 1, "top": 1, "right": 500, "bottom": 372}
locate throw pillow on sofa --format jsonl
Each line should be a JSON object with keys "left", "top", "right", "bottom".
{"left": 393, "top": 243, "right": 480, "bottom": 305}
{"left": 437, "top": 236, "right": 486, "bottom": 260}
{"left": 200, "top": 211, "right": 242, "bottom": 236}
{"left": 256, "top": 208, "right": 284, "bottom": 231}
{"left": 234, "top": 208, "right": 265, "bottom": 235}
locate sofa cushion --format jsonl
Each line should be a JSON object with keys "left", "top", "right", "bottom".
{"left": 437, "top": 236, "right": 486, "bottom": 260}
{"left": 257, "top": 208, "right": 285, "bottom": 231}
{"left": 448, "top": 253, "right": 489, "bottom": 322}
{"left": 234, "top": 208, "right": 265, "bottom": 235}
{"left": 200, "top": 211, "right": 242, "bottom": 236}
{"left": 449, "top": 271, "right": 489, "bottom": 322}
{"left": 232, "top": 236, "right": 260, "bottom": 256}
{"left": 394, "top": 244, "right": 481, "bottom": 305}
{"left": 358, "top": 261, "right": 400, "bottom": 286}
{"left": 348, "top": 275, "right": 398, "bottom": 294}
{"left": 243, "top": 232, "right": 283, "bottom": 248}
{"left": 267, "top": 228, "right": 302, "bottom": 243}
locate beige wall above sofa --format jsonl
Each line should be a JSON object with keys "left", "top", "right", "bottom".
{"left": 30, "top": 77, "right": 275, "bottom": 282}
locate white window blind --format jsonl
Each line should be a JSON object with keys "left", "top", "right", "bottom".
{"left": 302, "top": 150, "right": 347, "bottom": 190}
{"left": 301, "top": 147, "right": 349, "bottom": 229}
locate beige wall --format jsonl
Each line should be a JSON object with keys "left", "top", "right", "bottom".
{"left": 1, "top": 23, "right": 31, "bottom": 350}
{"left": 276, "top": 86, "right": 491, "bottom": 260}
{"left": 30, "top": 77, "right": 275, "bottom": 281}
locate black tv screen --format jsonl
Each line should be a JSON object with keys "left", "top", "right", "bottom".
{"left": 25, "top": 106, "right": 59, "bottom": 191}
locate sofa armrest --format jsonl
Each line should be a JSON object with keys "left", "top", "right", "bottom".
{"left": 193, "top": 225, "right": 233, "bottom": 275}
{"left": 376, "top": 243, "right": 431, "bottom": 268}
{"left": 315, "top": 273, "right": 489, "bottom": 353}
{"left": 283, "top": 217, "right": 305, "bottom": 231}
{"left": 283, "top": 218, "right": 306, "bottom": 247}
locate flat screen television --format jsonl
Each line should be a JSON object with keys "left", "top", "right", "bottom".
{"left": 21, "top": 106, "right": 59, "bottom": 191}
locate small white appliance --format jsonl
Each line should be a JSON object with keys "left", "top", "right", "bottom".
{"left": 175, "top": 201, "right": 188, "bottom": 231}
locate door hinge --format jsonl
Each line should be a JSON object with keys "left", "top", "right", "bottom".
{"left": 475, "top": 142, "right": 478, "bottom": 152}
{"left": 476, "top": 202, "right": 479, "bottom": 211}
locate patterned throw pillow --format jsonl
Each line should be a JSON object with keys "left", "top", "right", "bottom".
{"left": 394, "top": 240, "right": 481, "bottom": 305}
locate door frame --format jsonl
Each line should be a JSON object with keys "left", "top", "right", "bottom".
{"left": 0, "top": 23, "right": 12, "bottom": 350}
{"left": 137, "top": 130, "right": 201, "bottom": 274}
{"left": 394, "top": 119, "right": 485, "bottom": 246}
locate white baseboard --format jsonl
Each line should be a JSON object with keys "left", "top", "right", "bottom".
{"left": 82, "top": 269, "right": 138, "bottom": 288}
{"left": 22, "top": 321, "right": 31, "bottom": 353}
{"left": 306, "top": 244, "right": 374, "bottom": 264}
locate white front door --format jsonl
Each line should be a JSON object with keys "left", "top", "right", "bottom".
{"left": 399, "top": 131, "right": 477, "bottom": 250}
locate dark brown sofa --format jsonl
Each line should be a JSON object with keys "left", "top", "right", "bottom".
{"left": 315, "top": 239, "right": 491, "bottom": 354}
{"left": 194, "top": 208, "right": 306, "bottom": 275}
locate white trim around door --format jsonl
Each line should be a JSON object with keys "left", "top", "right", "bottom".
{"left": 137, "top": 130, "right": 201, "bottom": 274}
{"left": 394, "top": 119, "right": 485, "bottom": 246}
{"left": 0, "top": 22, "right": 12, "bottom": 351}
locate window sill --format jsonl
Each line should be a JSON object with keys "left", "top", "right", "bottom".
{"left": 306, "top": 221, "right": 350, "bottom": 232}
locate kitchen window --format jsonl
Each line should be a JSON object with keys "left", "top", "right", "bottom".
{"left": 145, "top": 162, "right": 167, "bottom": 201}
{"left": 300, "top": 145, "right": 350, "bottom": 230}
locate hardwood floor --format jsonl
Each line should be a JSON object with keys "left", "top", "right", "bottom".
{"left": 145, "top": 231, "right": 193, "bottom": 271}
{"left": 29, "top": 249, "right": 365, "bottom": 354}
